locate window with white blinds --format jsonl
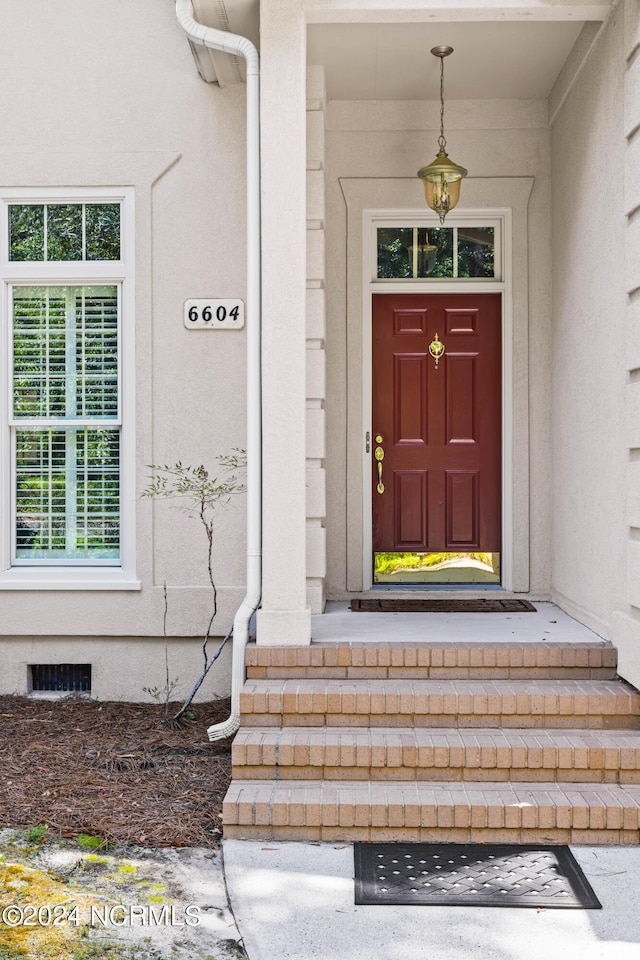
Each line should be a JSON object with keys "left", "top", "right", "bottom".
{"left": 12, "top": 286, "right": 118, "bottom": 420}
{"left": 12, "top": 285, "right": 120, "bottom": 561}
{"left": 15, "top": 427, "right": 120, "bottom": 560}
{"left": 2, "top": 194, "right": 132, "bottom": 574}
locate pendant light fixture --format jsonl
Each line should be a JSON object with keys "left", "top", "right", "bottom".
{"left": 417, "top": 45, "right": 467, "bottom": 223}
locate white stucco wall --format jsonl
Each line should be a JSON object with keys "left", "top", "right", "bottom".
{"left": 0, "top": 0, "right": 249, "bottom": 696}
{"left": 322, "top": 98, "right": 553, "bottom": 598}
{"left": 551, "top": 6, "right": 628, "bottom": 640}
{"left": 0, "top": 0, "right": 629, "bottom": 698}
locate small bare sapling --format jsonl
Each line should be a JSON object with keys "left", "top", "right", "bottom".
{"left": 141, "top": 454, "right": 245, "bottom": 720}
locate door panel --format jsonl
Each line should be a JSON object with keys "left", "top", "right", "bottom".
{"left": 394, "top": 307, "right": 429, "bottom": 336}
{"left": 445, "top": 307, "right": 478, "bottom": 335}
{"left": 394, "top": 470, "right": 428, "bottom": 548}
{"left": 372, "top": 293, "right": 501, "bottom": 554}
{"left": 446, "top": 470, "right": 479, "bottom": 546}
{"left": 446, "top": 354, "right": 477, "bottom": 443}
{"left": 394, "top": 354, "right": 428, "bottom": 445}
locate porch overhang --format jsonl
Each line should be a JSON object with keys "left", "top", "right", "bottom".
{"left": 302, "top": 0, "right": 614, "bottom": 23}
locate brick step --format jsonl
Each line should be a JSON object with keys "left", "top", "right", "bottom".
{"left": 222, "top": 779, "right": 640, "bottom": 844}
{"left": 245, "top": 641, "right": 617, "bottom": 680}
{"left": 232, "top": 727, "right": 640, "bottom": 783}
{"left": 239, "top": 678, "right": 640, "bottom": 729}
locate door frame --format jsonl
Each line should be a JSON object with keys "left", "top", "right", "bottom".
{"left": 361, "top": 209, "right": 512, "bottom": 591}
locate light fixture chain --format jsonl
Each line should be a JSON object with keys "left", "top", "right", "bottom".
{"left": 417, "top": 44, "right": 466, "bottom": 224}
{"left": 438, "top": 54, "right": 446, "bottom": 153}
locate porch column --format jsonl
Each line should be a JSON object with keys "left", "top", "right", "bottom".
{"left": 256, "top": 0, "right": 311, "bottom": 645}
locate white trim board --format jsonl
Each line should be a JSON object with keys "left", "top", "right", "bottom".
{"left": 337, "top": 177, "right": 533, "bottom": 596}
{"left": 362, "top": 209, "right": 510, "bottom": 591}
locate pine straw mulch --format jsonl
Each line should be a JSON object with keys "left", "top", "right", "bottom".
{"left": 0, "top": 695, "right": 233, "bottom": 849}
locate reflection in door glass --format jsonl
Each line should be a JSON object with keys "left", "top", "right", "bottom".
{"left": 377, "top": 225, "right": 495, "bottom": 280}
{"left": 457, "top": 226, "right": 494, "bottom": 277}
{"left": 377, "top": 227, "right": 453, "bottom": 278}
{"left": 374, "top": 552, "right": 501, "bottom": 584}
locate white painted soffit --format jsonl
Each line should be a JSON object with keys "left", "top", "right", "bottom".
{"left": 302, "top": 0, "right": 614, "bottom": 24}
{"left": 307, "top": 20, "right": 586, "bottom": 101}
{"left": 186, "top": 0, "right": 259, "bottom": 85}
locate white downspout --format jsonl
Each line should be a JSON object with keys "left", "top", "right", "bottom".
{"left": 175, "top": 0, "right": 261, "bottom": 741}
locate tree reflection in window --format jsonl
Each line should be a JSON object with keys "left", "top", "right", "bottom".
{"left": 377, "top": 225, "right": 494, "bottom": 279}
{"left": 9, "top": 203, "right": 120, "bottom": 262}
{"left": 457, "top": 226, "right": 494, "bottom": 277}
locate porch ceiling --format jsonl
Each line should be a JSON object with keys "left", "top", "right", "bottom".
{"left": 307, "top": 20, "right": 585, "bottom": 100}
{"left": 186, "top": 3, "right": 590, "bottom": 98}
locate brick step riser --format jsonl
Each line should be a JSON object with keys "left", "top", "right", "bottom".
{"left": 241, "top": 713, "right": 640, "bottom": 730}
{"left": 231, "top": 728, "right": 640, "bottom": 781}
{"left": 224, "top": 824, "right": 640, "bottom": 844}
{"left": 233, "top": 732, "right": 640, "bottom": 782}
{"left": 233, "top": 765, "right": 640, "bottom": 784}
{"left": 240, "top": 679, "right": 640, "bottom": 730}
{"left": 222, "top": 780, "right": 640, "bottom": 845}
{"left": 233, "top": 724, "right": 640, "bottom": 781}
{"left": 245, "top": 643, "right": 618, "bottom": 679}
{"left": 246, "top": 667, "right": 618, "bottom": 681}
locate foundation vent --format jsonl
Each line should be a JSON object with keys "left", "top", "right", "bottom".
{"left": 29, "top": 664, "right": 92, "bottom": 693}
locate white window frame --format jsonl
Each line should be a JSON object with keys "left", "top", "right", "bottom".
{"left": 0, "top": 187, "right": 138, "bottom": 590}
{"left": 371, "top": 215, "right": 503, "bottom": 284}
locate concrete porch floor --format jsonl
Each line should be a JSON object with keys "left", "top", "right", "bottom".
{"left": 310, "top": 601, "right": 608, "bottom": 646}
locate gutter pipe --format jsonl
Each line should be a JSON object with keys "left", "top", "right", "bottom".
{"left": 175, "top": 0, "right": 261, "bottom": 741}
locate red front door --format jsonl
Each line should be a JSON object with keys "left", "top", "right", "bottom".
{"left": 372, "top": 293, "right": 501, "bottom": 554}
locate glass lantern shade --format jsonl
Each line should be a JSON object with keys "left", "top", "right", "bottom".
{"left": 418, "top": 150, "right": 467, "bottom": 223}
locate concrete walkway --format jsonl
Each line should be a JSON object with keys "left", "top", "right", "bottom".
{"left": 223, "top": 840, "right": 640, "bottom": 960}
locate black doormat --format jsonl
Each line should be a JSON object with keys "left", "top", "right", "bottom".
{"left": 350, "top": 598, "right": 536, "bottom": 613}
{"left": 354, "top": 843, "right": 601, "bottom": 909}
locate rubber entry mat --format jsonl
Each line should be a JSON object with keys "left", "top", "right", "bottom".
{"left": 350, "top": 599, "right": 536, "bottom": 613}
{"left": 354, "top": 843, "right": 602, "bottom": 909}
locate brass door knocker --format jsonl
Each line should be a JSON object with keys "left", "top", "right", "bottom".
{"left": 429, "top": 332, "right": 445, "bottom": 369}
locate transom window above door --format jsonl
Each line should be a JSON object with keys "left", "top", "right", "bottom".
{"left": 374, "top": 221, "right": 500, "bottom": 281}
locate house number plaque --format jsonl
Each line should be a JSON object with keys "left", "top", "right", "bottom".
{"left": 184, "top": 299, "right": 245, "bottom": 329}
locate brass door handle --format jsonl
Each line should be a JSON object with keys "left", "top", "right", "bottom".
{"left": 374, "top": 440, "right": 384, "bottom": 494}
